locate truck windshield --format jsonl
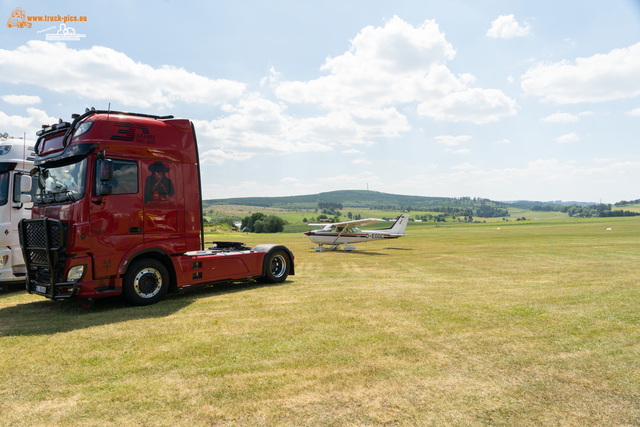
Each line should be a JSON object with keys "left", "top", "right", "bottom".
{"left": 0, "top": 172, "right": 8, "bottom": 206}
{"left": 36, "top": 158, "right": 87, "bottom": 204}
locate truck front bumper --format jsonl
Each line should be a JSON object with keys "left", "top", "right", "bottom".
{"left": 26, "top": 278, "right": 80, "bottom": 299}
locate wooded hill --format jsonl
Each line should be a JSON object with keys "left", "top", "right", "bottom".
{"left": 204, "top": 190, "right": 512, "bottom": 217}
{"left": 205, "top": 190, "right": 506, "bottom": 209}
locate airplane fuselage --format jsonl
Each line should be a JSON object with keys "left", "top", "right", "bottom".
{"left": 304, "top": 214, "right": 409, "bottom": 251}
{"left": 304, "top": 230, "right": 399, "bottom": 246}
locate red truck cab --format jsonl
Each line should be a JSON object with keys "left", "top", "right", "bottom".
{"left": 19, "top": 109, "right": 293, "bottom": 305}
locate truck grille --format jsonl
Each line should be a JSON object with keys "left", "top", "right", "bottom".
{"left": 19, "top": 218, "right": 72, "bottom": 299}
{"left": 30, "top": 252, "right": 48, "bottom": 264}
{"left": 19, "top": 218, "right": 66, "bottom": 273}
{"left": 22, "top": 220, "right": 64, "bottom": 253}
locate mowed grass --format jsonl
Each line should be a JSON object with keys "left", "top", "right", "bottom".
{"left": 204, "top": 203, "right": 567, "bottom": 227}
{"left": 1, "top": 218, "right": 639, "bottom": 426}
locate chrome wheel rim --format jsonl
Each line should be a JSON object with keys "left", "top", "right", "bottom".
{"left": 134, "top": 267, "right": 163, "bottom": 298}
{"left": 270, "top": 255, "right": 286, "bottom": 279}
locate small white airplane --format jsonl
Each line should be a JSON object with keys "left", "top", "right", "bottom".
{"left": 304, "top": 214, "right": 409, "bottom": 251}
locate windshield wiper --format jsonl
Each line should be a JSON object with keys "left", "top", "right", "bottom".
{"left": 37, "top": 190, "right": 74, "bottom": 204}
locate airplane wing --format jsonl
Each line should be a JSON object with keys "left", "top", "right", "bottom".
{"left": 308, "top": 217, "right": 385, "bottom": 228}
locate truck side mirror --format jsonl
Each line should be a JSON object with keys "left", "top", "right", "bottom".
{"left": 20, "top": 175, "right": 32, "bottom": 193}
{"left": 12, "top": 175, "right": 32, "bottom": 207}
{"left": 99, "top": 184, "right": 112, "bottom": 196}
{"left": 99, "top": 159, "right": 113, "bottom": 181}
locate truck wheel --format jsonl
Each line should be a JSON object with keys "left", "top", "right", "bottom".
{"left": 123, "top": 259, "right": 169, "bottom": 305}
{"left": 262, "top": 250, "right": 290, "bottom": 283}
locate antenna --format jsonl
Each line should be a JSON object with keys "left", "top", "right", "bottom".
{"left": 102, "top": 103, "right": 111, "bottom": 157}
{"left": 22, "top": 131, "right": 26, "bottom": 171}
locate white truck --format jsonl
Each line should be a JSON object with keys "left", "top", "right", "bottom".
{"left": 0, "top": 133, "right": 35, "bottom": 291}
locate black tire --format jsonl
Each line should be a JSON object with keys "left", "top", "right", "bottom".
{"left": 262, "top": 250, "right": 290, "bottom": 283}
{"left": 123, "top": 258, "right": 169, "bottom": 305}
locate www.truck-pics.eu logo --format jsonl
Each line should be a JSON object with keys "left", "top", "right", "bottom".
{"left": 7, "top": 7, "right": 87, "bottom": 41}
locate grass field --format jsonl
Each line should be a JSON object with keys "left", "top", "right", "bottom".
{"left": 204, "top": 204, "right": 557, "bottom": 227}
{"left": 1, "top": 217, "right": 639, "bottom": 426}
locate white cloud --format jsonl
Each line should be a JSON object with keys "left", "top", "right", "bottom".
{"left": 192, "top": 94, "right": 408, "bottom": 162}
{"left": 194, "top": 96, "right": 331, "bottom": 158}
{"left": 0, "top": 108, "right": 57, "bottom": 139}
{"left": 276, "top": 17, "right": 456, "bottom": 109}
{"left": 521, "top": 42, "right": 640, "bottom": 104}
{"left": 495, "top": 139, "right": 510, "bottom": 144}
{"left": 281, "top": 177, "right": 298, "bottom": 183}
{"left": 540, "top": 112, "right": 579, "bottom": 123}
{"left": 2, "top": 94, "right": 41, "bottom": 105}
{"left": 507, "top": 75, "right": 514, "bottom": 84}
{"left": 200, "top": 149, "right": 253, "bottom": 165}
{"left": 0, "top": 41, "right": 246, "bottom": 108}
{"left": 417, "top": 88, "right": 517, "bottom": 123}
{"left": 275, "top": 16, "right": 516, "bottom": 124}
{"left": 594, "top": 157, "right": 616, "bottom": 163}
{"left": 434, "top": 135, "right": 472, "bottom": 146}
{"left": 627, "top": 108, "right": 640, "bottom": 116}
{"left": 260, "top": 67, "right": 282, "bottom": 88}
{"left": 486, "top": 15, "right": 531, "bottom": 39}
{"left": 399, "top": 158, "right": 640, "bottom": 201}
{"left": 446, "top": 148, "right": 471, "bottom": 154}
{"left": 317, "top": 171, "right": 379, "bottom": 186}
{"left": 452, "top": 162, "right": 476, "bottom": 170}
{"left": 202, "top": 180, "right": 292, "bottom": 199}
{"left": 352, "top": 158, "right": 372, "bottom": 165}
{"left": 342, "top": 149, "right": 361, "bottom": 154}
{"left": 554, "top": 132, "right": 579, "bottom": 143}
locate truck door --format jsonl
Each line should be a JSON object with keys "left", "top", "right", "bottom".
{"left": 141, "top": 160, "right": 183, "bottom": 249}
{"left": 90, "top": 158, "right": 143, "bottom": 278}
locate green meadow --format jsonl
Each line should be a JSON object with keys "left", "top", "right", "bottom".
{"left": 1, "top": 216, "right": 639, "bottom": 426}
{"left": 205, "top": 206, "right": 542, "bottom": 229}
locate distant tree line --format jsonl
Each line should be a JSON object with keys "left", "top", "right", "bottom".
{"left": 317, "top": 202, "right": 343, "bottom": 217}
{"left": 418, "top": 205, "right": 509, "bottom": 218}
{"left": 614, "top": 199, "right": 640, "bottom": 207}
{"left": 241, "top": 213, "right": 287, "bottom": 233}
{"left": 367, "top": 198, "right": 510, "bottom": 216}
{"left": 369, "top": 205, "right": 402, "bottom": 211}
{"left": 598, "top": 210, "right": 640, "bottom": 217}
{"left": 531, "top": 203, "right": 640, "bottom": 218}
{"left": 415, "top": 214, "right": 455, "bottom": 222}
{"left": 318, "top": 202, "right": 343, "bottom": 210}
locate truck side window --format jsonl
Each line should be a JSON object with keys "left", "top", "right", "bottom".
{"left": 0, "top": 173, "right": 8, "bottom": 206}
{"left": 96, "top": 159, "right": 138, "bottom": 195}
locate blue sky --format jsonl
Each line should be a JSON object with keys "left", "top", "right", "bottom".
{"left": 2, "top": 0, "right": 640, "bottom": 203}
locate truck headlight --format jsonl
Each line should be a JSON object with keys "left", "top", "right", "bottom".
{"left": 0, "top": 255, "right": 7, "bottom": 269}
{"left": 67, "top": 265, "right": 86, "bottom": 281}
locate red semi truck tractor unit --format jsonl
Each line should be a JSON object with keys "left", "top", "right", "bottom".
{"left": 19, "top": 109, "right": 294, "bottom": 305}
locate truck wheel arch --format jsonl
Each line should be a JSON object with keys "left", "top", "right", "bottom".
{"left": 252, "top": 244, "right": 295, "bottom": 281}
{"left": 119, "top": 248, "right": 178, "bottom": 292}
{"left": 122, "top": 258, "right": 170, "bottom": 305}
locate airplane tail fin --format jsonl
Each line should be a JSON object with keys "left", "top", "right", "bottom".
{"left": 388, "top": 214, "right": 409, "bottom": 235}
